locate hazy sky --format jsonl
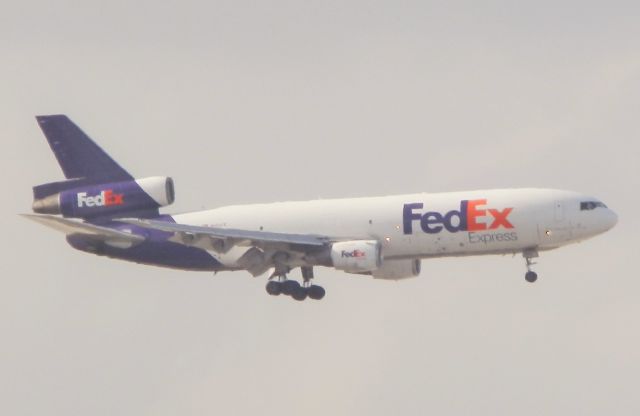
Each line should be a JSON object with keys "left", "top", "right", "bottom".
{"left": 2, "top": 1, "right": 639, "bottom": 415}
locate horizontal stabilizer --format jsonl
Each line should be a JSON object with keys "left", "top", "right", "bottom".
{"left": 21, "top": 214, "right": 144, "bottom": 245}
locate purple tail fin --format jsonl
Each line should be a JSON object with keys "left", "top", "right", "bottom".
{"left": 34, "top": 115, "right": 134, "bottom": 200}
{"left": 36, "top": 115, "right": 133, "bottom": 182}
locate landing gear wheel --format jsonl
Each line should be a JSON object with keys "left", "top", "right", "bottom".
{"left": 307, "top": 285, "right": 326, "bottom": 300}
{"left": 525, "top": 271, "right": 538, "bottom": 283}
{"left": 280, "top": 280, "right": 301, "bottom": 296}
{"left": 291, "top": 286, "right": 308, "bottom": 301}
{"left": 522, "top": 249, "right": 539, "bottom": 284}
{"left": 265, "top": 281, "right": 282, "bottom": 296}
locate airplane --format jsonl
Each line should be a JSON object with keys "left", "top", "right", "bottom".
{"left": 24, "top": 115, "right": 618, "bottom": 301}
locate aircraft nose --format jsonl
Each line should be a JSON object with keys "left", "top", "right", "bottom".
{"left": 605, "top": 209, "right": 619, "bottom": 230}
{"left": 596, "top": 208, "right": 618, "bottom": 233}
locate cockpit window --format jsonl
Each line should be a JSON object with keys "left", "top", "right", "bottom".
{"left": 580, "top": 201, "right": 607, "bottom": 211}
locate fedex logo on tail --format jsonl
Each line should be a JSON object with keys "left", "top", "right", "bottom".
{"left": 403, "top": 199, "right": 514, "bottom": 234}
{"left": 77, "top": 190, "right": 124, "bottom": 208}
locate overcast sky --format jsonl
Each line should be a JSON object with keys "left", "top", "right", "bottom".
{"left": 1, "top": 1, "right": 639, "bottom": 415}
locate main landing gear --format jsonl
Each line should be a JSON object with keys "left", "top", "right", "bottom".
{"left": 523, "top": 249, "right": 539, "bottom": 283}
{"left": 265, "top": 266, "right": 326, "bottom": 301}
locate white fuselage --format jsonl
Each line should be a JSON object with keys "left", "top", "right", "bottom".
{"left": 173, "top": 188, "right": 617, "bottom": 268}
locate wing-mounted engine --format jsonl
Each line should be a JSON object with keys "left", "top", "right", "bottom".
{"left": 329, "top": 240, "right": 420, "bottom": 279}
{"left": 330, "top": 240, "right": 381, "bottom": 273}
{"left": 372, "top": 259, "right": 421, "bottom": 280}
{"left": 32, "top": 176, "right": 175, "bottom": 218}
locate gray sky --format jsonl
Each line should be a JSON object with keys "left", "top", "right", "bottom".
{"left": 1, "top": 1, "right": 639, "bottom": 415}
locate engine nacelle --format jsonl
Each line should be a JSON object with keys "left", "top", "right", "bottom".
{"left": 372, "top": 259, "right": 421, "bottom": 280}
{"left": 330, "top": 240, "right": 381, "bottom": 273}
{"left": 32, "top": 176, "right": 175, "bottom": 218}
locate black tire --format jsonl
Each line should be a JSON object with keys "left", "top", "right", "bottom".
{"left": 280, "top": 280, "right": 301, "bottom": 296}
{"left": 525, "top": 271, "right": 538, "bottom": 283}
{"left": 307, "top": 285, "right": 326, "bottom": 300}
{"left": 291, "top": 286, "right": 308, "bottom": 301}
{"left": 265, "top": 281, "right": 282, "bottom": 296}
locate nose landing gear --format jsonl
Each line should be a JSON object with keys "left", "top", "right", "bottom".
{"left": 265, "top": 266, "right": 325, "bottom": 301}
{"left": 525, "top": 270, "right": 538, "bottom": 283}
{"left": 523, "top": 249, "right": 539, "bottom": 283}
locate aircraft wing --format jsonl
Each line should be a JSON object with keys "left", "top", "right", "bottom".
{"left": 121, "top": 218, "right": 332, "bottom": 252}
{"left": 22, "top": 214, "right": 144, "bottom": 245}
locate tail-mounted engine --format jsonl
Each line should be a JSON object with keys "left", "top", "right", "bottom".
{"left": 32, "top": 176, "right": 174, "bottom": 218}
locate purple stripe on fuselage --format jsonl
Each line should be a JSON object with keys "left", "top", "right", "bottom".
{"left": 67, "top": 215, "right": 223, "bottom": 271}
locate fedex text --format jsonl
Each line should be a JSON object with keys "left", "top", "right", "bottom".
{"left": 77, "top": 190, "right": 125, "bottom": 208}
{"left": 403, "top": 199, "right": 514, "bottom": 235}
